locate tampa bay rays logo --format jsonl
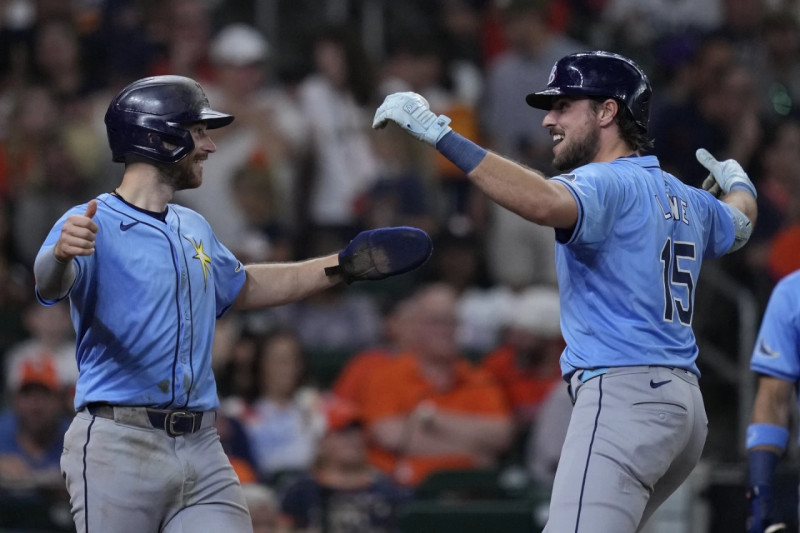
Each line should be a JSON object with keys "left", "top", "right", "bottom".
{"left": 547, "top": 64, "right": 557, "bottom": 85}
{"left": 184, "top": 235, "right": 211, "bottom": 289}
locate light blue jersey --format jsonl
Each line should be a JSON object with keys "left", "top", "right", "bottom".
{"left": 749, "top": 270, "right": 800, "bottom": 384}
{"left": 552, "top": 155, "right": 735, "bottom": 376}
{"left": 36, "top": 193, "right": 245, "bottom": 411}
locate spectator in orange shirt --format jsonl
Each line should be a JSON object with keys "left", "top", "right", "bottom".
{"left": 480, "top": 285, "right": 564, "bottom": 456}
{"left": 361, "top": 282, "right": 514, "bottom": 486}
{"left": 331, "top": 295, "right": 417, "bottom": 410}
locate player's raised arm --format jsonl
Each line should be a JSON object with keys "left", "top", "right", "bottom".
{"left": 695, "top": 148, "right": 758, "bottom": 252}
{"left": 34, "top": 200, "right": 98, "bottom": 301}
{"left": 234, "top": 226, "right": 432, "bottom": 309}
{"left": 372, "top": 92, "right": 578, "bottom": 229}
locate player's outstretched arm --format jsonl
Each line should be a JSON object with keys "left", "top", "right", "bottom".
{"left": 234, "top": 226, "right": 432, "bottom": 309}
{"left": 373, "top": 92, "right": 578, "bottom": 229}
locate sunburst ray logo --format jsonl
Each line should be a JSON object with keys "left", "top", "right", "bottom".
{"left": 184, "top": 236, "right": 211, "bottom": 289}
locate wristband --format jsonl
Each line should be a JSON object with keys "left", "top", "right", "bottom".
{"left": 436, "top": 131, "right": 488, "bottom": 174}
{"left": 729, "top": 181, "right": 757, "bottom": 198}
{"left": 746, "top": 423, "right": 789, "bottom": 451}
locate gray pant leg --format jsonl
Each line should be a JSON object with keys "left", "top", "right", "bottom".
{"left": 543, "top": 366, "right": 707, "bottom": 533}
{"left": 62, "top": 411, "right": 176, "bottom": 532}
{"left": 163, "top": 428, "right": 252, "bottom": 532}
{"left": 163, "top": 501, "right": 252, "bottom": 533}
{"left": 62, "top": 411, "right": 251, "bottom": 533}
{"left": 638, "top": 369, "right": 707, "bottom": 529}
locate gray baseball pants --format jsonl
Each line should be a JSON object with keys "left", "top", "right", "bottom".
{"left": 543, "top": 365, "right": 707, "bottom": 533}
{"left": 61, "top": 407, "right": 252, "bottom": 532}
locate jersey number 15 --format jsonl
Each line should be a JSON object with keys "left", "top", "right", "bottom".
{"left": 660, "top": 238, "right": 696, "bottom": 326}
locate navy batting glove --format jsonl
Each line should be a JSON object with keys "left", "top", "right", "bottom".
{"left": 747, "top": 484, "right": 786, "bottom": 533}
{"left": 326, "top": 227, "right": 433, "bottom": 284}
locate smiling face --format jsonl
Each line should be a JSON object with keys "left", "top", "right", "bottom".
{"left": 160, "top": 122, "right": 216, "bottom": 190}
{"left": 542, "top": 96, "right": 603, "bottom": 172}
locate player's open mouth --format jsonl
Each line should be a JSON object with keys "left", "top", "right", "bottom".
{"left": 553, "top": 134, "right": 564, "bottom": 144}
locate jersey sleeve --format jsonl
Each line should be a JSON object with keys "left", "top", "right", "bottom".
{"left": 34, "top": 205, "right": 94, "bottom": 305}
{"left": 750, "top": 275, "right": 800, "bottom": 381}
{"left": 550, "top": 165, "right": 626, "bottom": 246}
{"left": 689, "top": 189, "right": 736, "bottom": 259}
{"left": 209, "top": 230, "right": 246, "bottom": 318}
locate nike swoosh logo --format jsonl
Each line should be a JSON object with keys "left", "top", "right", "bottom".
{"left": 120, "top": 220, "right": 139, "bottom": 231}
{"left": 650, "top": 379, "right": 672, "bottom": 389}
{"left": 234, "top": 262, "right": 243, "bottom": 272}
{"left": 756, "top": 339, "right": 780, "bottom": 358}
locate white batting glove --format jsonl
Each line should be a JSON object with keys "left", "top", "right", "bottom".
{"left": 695, "top": 148, "right": 757, "bottom": 197}
{"left": 372, "top": 92, "right": 452, "bottom": 147}
{"left": 701, "top": 174, "right": 722, "bottom": 198}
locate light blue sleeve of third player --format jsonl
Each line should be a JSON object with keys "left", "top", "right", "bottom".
{"left": 750, "top": 270, "right": 800, "bottom": 382}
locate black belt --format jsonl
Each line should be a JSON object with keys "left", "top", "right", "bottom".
{"left": 85, "top": 403, "right": 208, "bottom": 437}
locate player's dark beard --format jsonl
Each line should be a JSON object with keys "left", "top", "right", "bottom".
{"left": 159, "top": 156, "right": 201, "bottom": 191}
{"left": 553, "top": 125, "right": 601, "bottom": 172}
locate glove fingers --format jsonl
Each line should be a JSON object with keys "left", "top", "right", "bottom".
{"left": 372, "top": 111, "right": 387, "bottom": 129}
{"left": 366, "top": 227, "right": 433, "bottom": 276}
{"left": 701, "top": 174, "right": 722, "bottom": 197}
{"left": 340, "top": 227, "right": 433, "bottom": 282}
{"left": 695, "top": 148, "right": 719, "bottom": 172}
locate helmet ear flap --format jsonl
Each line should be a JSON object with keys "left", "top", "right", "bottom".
{"left": 108, "top": 121, "right": 194, "bottom": 164}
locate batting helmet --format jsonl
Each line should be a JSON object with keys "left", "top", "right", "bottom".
{"left": 526, "top": 51, "right": 652, "bottom": 132}
{"left": 104, "top": 75, "right": 234, "bottom": 164}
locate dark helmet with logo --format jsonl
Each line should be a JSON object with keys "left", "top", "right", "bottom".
{"left": 104, "top": 75, "right": 234, "bottom": 164}
{"left": 526, "top": 51, "right": 652, "bottom": 132}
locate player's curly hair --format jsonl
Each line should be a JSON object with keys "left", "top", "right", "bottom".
{"left": 617, "top": 108, "right": 655, "bottom": 153}
{"left": 591, "top": 98, "right": 655, "bottom": 153}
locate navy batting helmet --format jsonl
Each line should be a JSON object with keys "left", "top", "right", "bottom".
{"left": 526, "top": 51, "right": 652, "bottom": 132}
{"left": 104, "top": 75, "right": 234, "bottom": 164}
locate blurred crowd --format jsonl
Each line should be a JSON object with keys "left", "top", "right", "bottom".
{"left": 1, "top": 0, "right": 800, "bottom": 531}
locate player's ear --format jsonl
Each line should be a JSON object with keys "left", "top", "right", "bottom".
{"left": 597, "top": 98, "right": 619, "bottom": 126}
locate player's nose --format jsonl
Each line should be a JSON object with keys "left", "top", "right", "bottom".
{"left": 542, "top": 110, "right": 557, "bottom": 129}
{"left": 200, "top": 136, "right": 217, "bottom": 153}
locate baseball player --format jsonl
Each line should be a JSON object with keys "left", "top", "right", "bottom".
{"left": 372, "top": 51, "right": 758, "bottom": 532}
{"left": 745, "top": 268, "right": 800, "bottom": 533}
{"left": 33, "top": 75, "right": 432, "bottom": 533}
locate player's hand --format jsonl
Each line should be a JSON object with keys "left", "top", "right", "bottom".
{"left": 330, "top": 226, "right": 433, "bottom": 284}
{"left": 54, "top": 200, "right": 98, "bottom": 262}
{"left": 746, "top": 484, "right": 786, "bottom": 533}
{"left": 701, "top": 174, "right": 722, "bottom": 198}
{"left": 372, "top": 92, "right": 452, "bottom": 147}
{"left": 695, "top": 148, "right": 757, "bottom": 198}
